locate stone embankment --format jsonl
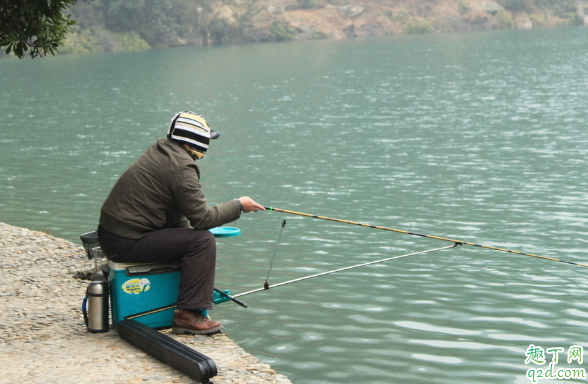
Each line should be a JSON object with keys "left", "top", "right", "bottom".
{"left": 0, "top": 222, "right": 292, "bottom": 384}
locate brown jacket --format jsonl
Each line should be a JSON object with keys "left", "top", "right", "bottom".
{"left": 99, "top": 138, "right": 240, "bottom": 239}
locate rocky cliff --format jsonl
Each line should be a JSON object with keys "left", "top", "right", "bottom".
{"left": 215, "top": 0, "right": 588, "bottom": 43}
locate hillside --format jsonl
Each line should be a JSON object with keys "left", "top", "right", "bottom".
{"left": 61, "top": 0, "right": 588, "bottom": 54}
{"left": 224, "top": 0, "right": 588, "bottom": 41}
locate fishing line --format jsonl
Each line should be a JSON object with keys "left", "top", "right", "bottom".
{"left": 264, "top": 207, "right": 588, "bottom": 268}
{"left": 233, "top": 244, "right": 457, "bottom": 298}
{"left": 124, "top": 237, "right": 453, "bottom": 314}
{"left": 264, "top": 219, "right": 287, "bottom": 289}
{"left": 123, "top": 244, "right": 452, "bottom": 314}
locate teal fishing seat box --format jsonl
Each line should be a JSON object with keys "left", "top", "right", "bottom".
{"left": 107, "top": 261, "right": 181, "bottom": 329}
{"left": 106, "top": 227, "right": 241, "bottom": 329}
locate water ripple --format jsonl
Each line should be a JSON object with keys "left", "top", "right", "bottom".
{"left": 2, "top": 27, "right": 588, "bottom": 384}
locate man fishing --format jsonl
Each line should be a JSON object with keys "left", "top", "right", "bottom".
{"left": 98, "top": 111, "right": 265, "bottom": 335}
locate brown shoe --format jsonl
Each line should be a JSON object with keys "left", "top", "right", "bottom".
{"left": 171, "top": 309, "right": 223, "bottom": 335}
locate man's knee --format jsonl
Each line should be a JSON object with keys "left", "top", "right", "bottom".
{"left": 187, "top": 229, "right": 216, "bottom": 254}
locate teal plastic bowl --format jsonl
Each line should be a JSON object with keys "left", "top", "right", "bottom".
{"left": 209, "top": 227, "right": 241, "bottom": 238}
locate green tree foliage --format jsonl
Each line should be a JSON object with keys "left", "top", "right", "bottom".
{"left": 498, "top": 0, "right": 531, "bottom": 12}
{"left": 268, "top": 20, "right": 297, "bottom": 41}
{"left": 496, "top": 9, "right": 514, "bottom": 29}
{"left": 458, "top": 1, "right": 471, "bottom": 14}
{"left": 94, "top": 0, "right": 240, "bottom": 47}
{"left": 0, "top": 0, "right": 77, "bottom": 58}
{"left": 538, "top": 0, "right": 578, "bottom": 18}
{"left": 297, "top": 0, "right": 318, "bottom": 9}
{"left": 404, "top": 18, "right": 432, "bottom": 34}
{"left": 102, "top": 0, "right": 178, "bottom": 46}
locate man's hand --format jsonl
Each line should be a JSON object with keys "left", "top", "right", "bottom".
{"left": 237, "top": 197, "right": 266, "bottom": 213}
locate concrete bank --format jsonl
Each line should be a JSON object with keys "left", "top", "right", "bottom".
{"left": 0, "top": 222, "right": 292, "bottom": 384}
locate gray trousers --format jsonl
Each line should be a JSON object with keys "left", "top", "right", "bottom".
{"left": 98, "top": 226, "right": 216, "bottom": 311}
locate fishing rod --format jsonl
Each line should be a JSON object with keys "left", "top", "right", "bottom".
{"left": 264, "top": 207, "right": 588, "bottom": 269}
{"left": 123, "top": 287, "right": 249, "bottom": 320}
{"left": 233, "top": 244, "right": 457, "bottom": 299}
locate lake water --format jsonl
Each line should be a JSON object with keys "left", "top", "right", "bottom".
{"left": 1, "top": 27, "right": 588, "bottom": 383}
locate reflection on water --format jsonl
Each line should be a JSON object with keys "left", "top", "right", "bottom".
{"left": 1, "top": 27, "right": 588, "bottom": 383}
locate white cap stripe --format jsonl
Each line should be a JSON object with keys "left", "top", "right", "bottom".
{"left": 173, "top": 123, "right": 210, "bottom": 139}
{"left": 170, "top": 133, "right": 209, "bottom": 149}
{"left": 176, "top": 117, "right": 206, "bottom": 130}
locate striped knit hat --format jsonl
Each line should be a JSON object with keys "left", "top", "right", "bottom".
{"left": 167, "top": 111, "right": 219, "bottom": 159}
